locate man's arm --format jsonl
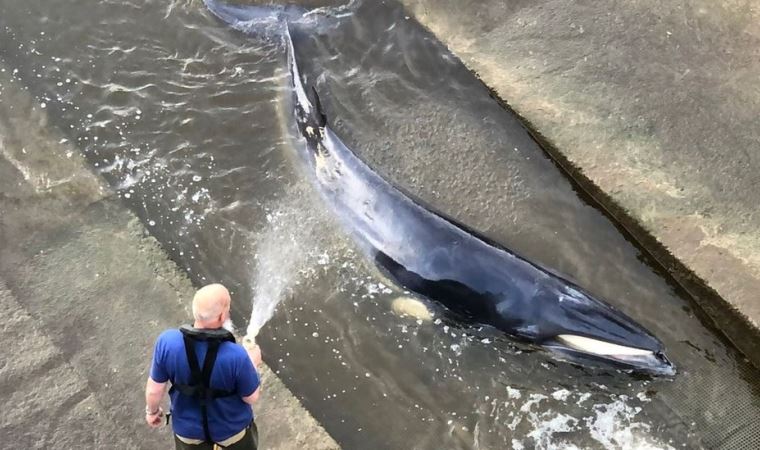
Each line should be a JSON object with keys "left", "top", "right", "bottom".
{"left": 146, "top": 333, "right": 170, "bottom": 428}
{"left": 145, "top": 377, "right": 168, "bottom": 412}
{"left": 240, "top": 340, "right": 263, "bottom": 405}
{"left": 243, "top": 337, "right": 262, "bottom": 367}
{"left": 145, "top": 377, "right": 168, "bottom": 427}
{"left": 242, "top": 386, "right": 261, "bottom": 405}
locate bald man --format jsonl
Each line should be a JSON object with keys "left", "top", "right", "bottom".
{"left": 145, "top": 284, "right": 263, "bottom": 449}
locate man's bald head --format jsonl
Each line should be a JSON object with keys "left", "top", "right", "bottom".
{"left": 192, "top": 283, "right": 231, "bottom": 327}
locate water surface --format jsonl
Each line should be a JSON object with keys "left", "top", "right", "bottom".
{"left": 1, "top": 0, "right": 759, "bottom": 448}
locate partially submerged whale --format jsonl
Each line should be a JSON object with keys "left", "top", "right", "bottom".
{"left": 204, "top": 0, "right": 343, "bottom": 36}
{"left": 204, "top": 0, "right": 306, "bottom": 30}
{"left": 206, "top": 1, "right": 676, "bottom": 375}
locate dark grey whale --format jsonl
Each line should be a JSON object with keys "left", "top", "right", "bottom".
{"left": 206, "top": 1, "right": 675, "bottom": 375}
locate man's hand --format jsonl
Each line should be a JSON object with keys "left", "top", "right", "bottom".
{"left": 242, "top": 336, "right": 262, "bottom": 367}
{"left": 145, "top": 406, "right": 164, "bottom": 428}
{"left": 247, "top": 342, "right": 263, "bottom": 368}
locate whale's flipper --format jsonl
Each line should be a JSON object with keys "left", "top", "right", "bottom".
{"left": 310, "top": 86, "right": 328, "bottom": 128}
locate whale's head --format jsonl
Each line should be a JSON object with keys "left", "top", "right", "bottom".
{"left": 521, "top": 282, "right": 676, "bottom": 376}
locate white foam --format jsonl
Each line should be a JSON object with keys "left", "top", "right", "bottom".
{"left": 526, "top": 413, "right": 579, "bottom": 449}
{"left": 494, "top": 389, "right": 672, "bottom": 449}
{"left": 551, "top": 389, "right": 571, "bottom": 402}
{"left": 506, "top": 386, "right": 522, "bottom": 400}
{"left": 586, "top": 399, "right": 673, "bottom": 450}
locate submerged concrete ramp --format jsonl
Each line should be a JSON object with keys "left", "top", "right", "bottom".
{"left": 0, "top": 65, "right": 338, "bottom": 449}
{"left": 0, "top": 278, "right": 137, "bottom": 448}
{"left": 400, "top": 0, "right": 760, "bottom": 366}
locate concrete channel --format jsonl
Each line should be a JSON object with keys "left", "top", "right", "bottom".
{"left": 399, "top": 0, "right": 760, "bottom": 369}
{"left": 0, "top": 63, "right": 338, "bottom": 449}
{"left": 2, "top": 0, "right": 760, "bottom": 447}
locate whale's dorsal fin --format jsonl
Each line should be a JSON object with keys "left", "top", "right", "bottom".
{"left": 310, "top": 86, "right": 328, "bottom": 128}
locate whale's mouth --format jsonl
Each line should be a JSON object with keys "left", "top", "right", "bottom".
{"left": 546, "top": 334, "right": 676, "bottom": 375}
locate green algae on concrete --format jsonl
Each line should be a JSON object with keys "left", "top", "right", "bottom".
{"left": 0, "top": 64, "right": 338, "bottom": 450}
{"left": 399, "top": 0, "right": 760, "bottom": 367}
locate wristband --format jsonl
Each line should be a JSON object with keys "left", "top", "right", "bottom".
{"left": 145, "top": 406, "right": 160, "bottom": 415}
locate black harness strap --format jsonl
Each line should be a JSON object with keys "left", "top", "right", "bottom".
{"left": 181, "top": 333, "right": 202, "bottom": 392}
{"left": 182, "top": 333, "right": 213, "bottom": 442}
{"left": 173, "top": 326, "right": 236, "bottom": 443}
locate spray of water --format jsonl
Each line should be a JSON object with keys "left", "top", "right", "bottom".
{"left": 245, "top": 193, "right": 332, "bottom": 339}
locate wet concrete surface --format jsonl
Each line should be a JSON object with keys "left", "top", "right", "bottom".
{"left": 0, "top": 64, "right": 337, "bottom": 449}
{"left": 398, "top": 0, "right": 760, "bottom": 367}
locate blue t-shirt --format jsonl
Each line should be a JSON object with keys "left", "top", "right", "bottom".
{"left": 150, "top": 329, "right": 260, "bottom": 442}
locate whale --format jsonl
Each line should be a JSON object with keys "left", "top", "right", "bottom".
{"left": 205, "top": 1, "right": 676, "bottom": 375}
{"left": 203, "top": 0, "right": 344, "bottom": 37}
{"left": 204, "top": 0, "right": 306, "bottom": 29}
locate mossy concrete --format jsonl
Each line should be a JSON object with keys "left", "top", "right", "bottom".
{"left": 0, "top": 64, "right": 338, "bottom": 449}
{"left": 399, "top": 0, "right": 760, "bottom": 367}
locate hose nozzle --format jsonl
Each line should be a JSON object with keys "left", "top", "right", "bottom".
{"left": 242, "top": 327, "right": 259, "bottom": 350}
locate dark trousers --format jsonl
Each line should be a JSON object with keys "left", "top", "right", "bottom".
{"left": 174, "top": 422, "right": 258, "bottom": 450}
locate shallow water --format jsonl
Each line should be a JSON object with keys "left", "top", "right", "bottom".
{"left": 2, "top": 0, "right": 760, "bottom": 448}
